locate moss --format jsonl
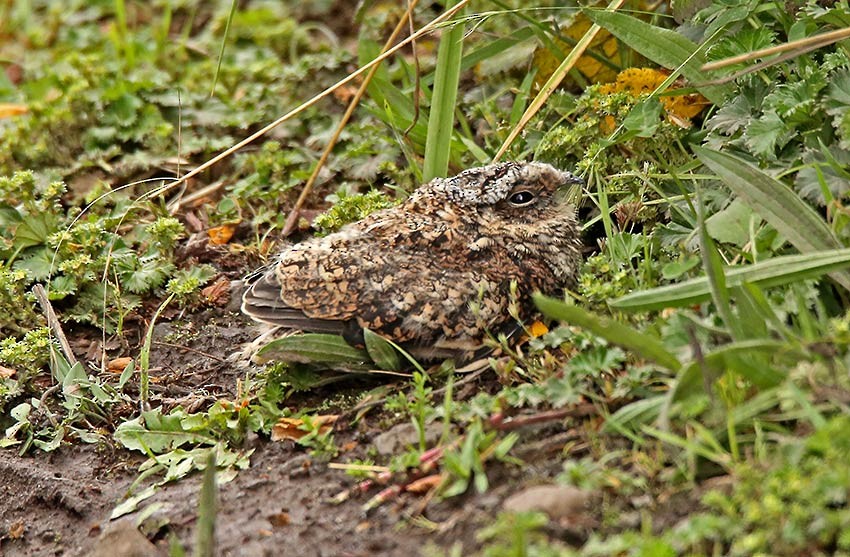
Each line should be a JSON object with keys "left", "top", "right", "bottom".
{"left": 312, "top": 189, "right": 397, "bottom": 235}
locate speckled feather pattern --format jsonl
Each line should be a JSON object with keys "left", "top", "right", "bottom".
{"left": 242, "top": 162, "right": 583, "bottom": 358}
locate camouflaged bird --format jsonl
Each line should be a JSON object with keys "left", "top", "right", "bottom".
{"left": 241, "top": 161, "right": 583, "bottom": 361}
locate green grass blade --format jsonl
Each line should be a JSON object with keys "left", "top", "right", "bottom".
{"left": 610, "top": 248, "right": 850, "bottom": 311}
{"left": 423, "top": 3, "right": 465, "bottom": 181}
{"left": 584, "top": 9, "right": 732, "bottom": 104}
{"left": 672, "top": 340, "right": 799, "bottom": 400}
{"left": 697, "top": 191, "right": 741, "bottom": 339}
{"left": 693, "top": 146, "right": 850, "bottom": 291}
{"left": 534, "top": 294, "right": 681, "bottom": 371}
{"left": 194, "top": 450, "right": 217, "bottom": 557}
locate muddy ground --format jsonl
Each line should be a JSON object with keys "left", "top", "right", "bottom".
{"left": 0, "top": 302, "right": 614, "bottom": 557}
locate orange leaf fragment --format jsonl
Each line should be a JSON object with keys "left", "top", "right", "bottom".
{"left": 271, "top": 414, "right": 339, "bottom": 442}
{"left": 207, "top": 224, "right": 236, "bottom": 245}
{"left": 405, "top": 473, "right": 444, "bottom": 494}
{"left": 107, "top": 357, "right": 133, "bottom": 374}
{"left": 0, "top": 103, "right": 27, "bottom": 118}
{"left": 0, "top": 365, "right": 16, "bottom": 378}
{"left": 202, "top": 277, "right": 230, "bottom": 306}
{"left": 267, "top": 512, "right": 291, "bottom": 527}
{"left": 8, "top": 520, "right": 25, "bottom": 539}
{"left": 529, "top": 321, "right": 549, "bottom": 338}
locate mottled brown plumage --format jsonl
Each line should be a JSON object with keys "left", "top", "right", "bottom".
{"left": 242, "top": 161, "right": 583, "bottom": 360}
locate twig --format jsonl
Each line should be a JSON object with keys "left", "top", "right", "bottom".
{"left": 700, "top": 27, "right": 850, "bottom": 72}
{"left": 281, "top": 0, "right": 422, "bottom": 236}
{"left": 490, "top": 403, "right": 599, "bottom": 431}
{"left": 151, "top": 341, "right": 227, "bottom": 363}
{"left": 32, "top": 284, "right": 78, "bottom": 366}
{"left": 168, "top": 180, "right": 227, "bottom": 213}
{"left": 35, "top": 384, "right": 61, "bottom": 428}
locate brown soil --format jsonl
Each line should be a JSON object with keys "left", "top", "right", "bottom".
{"left": 0, "top": 304, "right": 574, "bottom": 557}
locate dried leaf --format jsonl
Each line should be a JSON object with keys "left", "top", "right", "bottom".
{"left": 107, "top": 357, "right": 133, "bottom": 374}
{"left": 202, "top": 278, "right": 230, "bottom": 306}
{"left": 529, "top": 321, "right": 549, "bottom": 338}
{"left": 0, "top": 103, "right": 27, "bottom": 118}
{"left": 0, "top": 365, "right": 16, "bottom": 378}
{"left": 271, "top": 414, "right": 339, "bottom": 442}
{"left": 405, "top": 474, "right": 444, "bottom": 494}
{"left": 8, "top": 521, "right": 24, "bottom": 539}
{"left": 267, "top": 512, "right": 291, "bottom": 527}
{"left": 207, "top": 224, "right": 236, "bottom": 245}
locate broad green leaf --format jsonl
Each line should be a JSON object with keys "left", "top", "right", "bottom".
{"left": 534, "top": 294, "right": 681, "bottom": 371}
{"left": 694, "top": 146, "right": 850, "bottom": 290}
{"left": 363, "top": 328, "right": 401, "bottom": 371}
{"left": 705, "top": 198, "right": 759, "bottom": 247}
{"left": 584, "top": 9, "right": 732, "bottom": 104}
{"left": 257, "top": 333, "right": 369, "bottom": 365}
{"left": 610, "top": 248, "right": 850, "bottom": 311}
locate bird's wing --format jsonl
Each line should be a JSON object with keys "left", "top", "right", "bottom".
{"left": 241, "top": 268, "right": 346, "bottom": 333}
{"left": 242, "top": 233, "right": 515, "bottom": 344}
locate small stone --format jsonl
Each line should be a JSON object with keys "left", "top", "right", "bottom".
{"left": 87, "top": 520, "right": 163, "bottom": 557}
{"left": 373, "top": 422, "right": 442, "bottom": 456}
{"left": 503, "top": 484, "right": 592, "bottom": 522}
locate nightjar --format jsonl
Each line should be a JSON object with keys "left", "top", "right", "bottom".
{"left": 242, "top": 161, "right": 583, "bottom": 361}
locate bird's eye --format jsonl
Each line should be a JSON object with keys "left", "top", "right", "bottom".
{"left": 508, "top": 190, "right": 536, "bottom": 207}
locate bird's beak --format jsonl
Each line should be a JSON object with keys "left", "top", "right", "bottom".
{"left": 561, "top": 171, "right": 585, "bottom": 187}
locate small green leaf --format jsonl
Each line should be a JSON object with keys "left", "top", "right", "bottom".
{"left": 661, "top": 256, "right": 700, "bottom": 280}
{"left": 363, "top": 328, "right": 401, "bottom": 371}
{"left": 622, "top": 97, "right": 663, "bottom": 138}
{"left": 705, "top": 198, "right": 759, "bottom": 247}
{"left": 611, "top": 249, "right": 850, "bottom": 311}
{"left": 258, "top": 333, "right": 369, "bottom": 365}
{"left": 118, "top": 359, "right": 135, "bottom": 390}
{"left": 534, "top": 294, "right": 681, "bottom": 371}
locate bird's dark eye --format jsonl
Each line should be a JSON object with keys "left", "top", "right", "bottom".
{"left": 508, "top": 190, "right": 536, "bottom": 207}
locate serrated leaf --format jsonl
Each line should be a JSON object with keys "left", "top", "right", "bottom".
{"left": 13, "top": 248, "right": 55, "bottom": 280}
{"left": 826, "top": 69, "right": 850, "bottom": 149}
{"left": 257, "top": 333, "right": 369, "bottom": 366}
{"left": 610, "top": 249, "right": 850, "bottom": 311}
{"left": 363, "top": 328, "right": 401, "bottom": 371}
{"left": 693, "top": 146, "right": 850, "bottom": 290}
{"left": 534, "top": 294, "right": 681, "bottom": 371}
{"left": 114, "top": 408, "right": 215, "bottom": 453}
{"left": 15, "top": 212, "right": 58, "bottom": 248}
{"left": 744, "top": 111, "right": 787, "bottom": 158}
